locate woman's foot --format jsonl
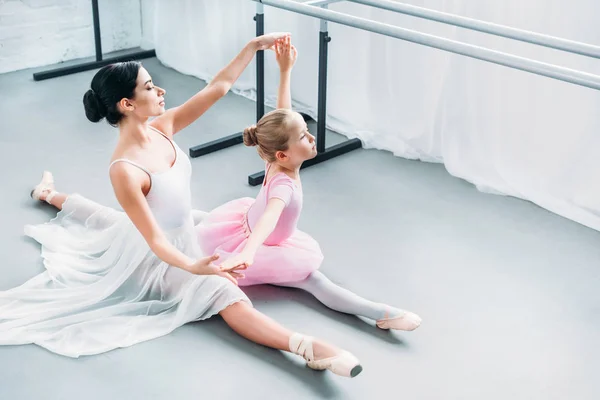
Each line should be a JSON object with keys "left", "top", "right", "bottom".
{"left": 31, "top": 171, "right": 57, "bottom": 204}
{"left": 376, "top": 310, "right": 422, "bottom": 331}
{"left": 289, "top": 333, "right": 363, "bottom": 378}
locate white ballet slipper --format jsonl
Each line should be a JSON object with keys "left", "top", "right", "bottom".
{"left": 376, "top": 311, "right": 422, "bottom": 331}
{"left": 289, "top": 333, "right": 363, "bottom": 378}
{"left": 30, "top": 171, "right": 57, "bottom": 204}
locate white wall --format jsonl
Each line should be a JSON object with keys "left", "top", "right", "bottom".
{"left": 0, "top": 0, "right": 143, "bottom": 74}
{"left": 140, "top": 0, "right": 156, "bottom": 50}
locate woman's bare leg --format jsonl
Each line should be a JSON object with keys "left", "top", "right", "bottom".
{"left": 38, "top": 191, "right": 68, "bottom": 211}
{"left": 31, "top": 172, "right": 122, "bottom": 229}
{"left": 31, "top": 171, "right": 67, "bottom": 210}
{"left": 219, "top": 301, "right": 337, "bottom": 358}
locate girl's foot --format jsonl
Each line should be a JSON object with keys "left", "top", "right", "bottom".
{"left": 376, "top": 310, "right": 422, "bottom": 331}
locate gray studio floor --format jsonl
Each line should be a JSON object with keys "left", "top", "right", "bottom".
{"left": 1, "top": 57, "right": 598, "bottom": 400}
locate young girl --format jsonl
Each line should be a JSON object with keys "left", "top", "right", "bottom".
{"left": 198, "top": 37, "right": 421, "bottom": 332}
{"left": 1, "top": 34, "right": 363, "bottom": 378}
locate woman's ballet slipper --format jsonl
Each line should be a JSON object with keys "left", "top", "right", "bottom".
{"left": 30, "top": 171, "right": 57, "bottom": 204}
{"left": 376, "top": 311, "right": 422, "bottom": 331}
{"left": 289, "top": 333, "right": 363, "bottom": 378}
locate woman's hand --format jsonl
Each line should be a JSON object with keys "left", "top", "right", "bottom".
{"left": 186, "top": 254, "right": 246, "bottom": 286}
{"left": 254, "top": 32, "right": 291, "bottom": 51}
{"left": 218, "top": 250, "right": 255, "bottom": 276}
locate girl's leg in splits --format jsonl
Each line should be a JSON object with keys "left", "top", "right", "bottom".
{"left": 276, "top": 271, "right": 421, "bottom": 331}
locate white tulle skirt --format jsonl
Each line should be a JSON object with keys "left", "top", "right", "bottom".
{"left": 0, "top": 194, "right": 250, "bottom": 358}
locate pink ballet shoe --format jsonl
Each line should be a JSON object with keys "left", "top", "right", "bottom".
{"left": 377, "top": 310, "right": 422, "bottom": 331}
{"left": 289, "top": 333, "right": 362, "bottom": 378}
{"left": 31, "top": 171, "right": 57, "bottom": 204}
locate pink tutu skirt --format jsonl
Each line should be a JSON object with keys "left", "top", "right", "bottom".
{"left": 196, "top": 198, "right": 323, "bottom": 286}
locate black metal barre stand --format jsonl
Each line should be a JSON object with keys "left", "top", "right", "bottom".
{"left": 188, "top": 7, "right": 362, "bottom": 186}
{"left": 188, "top": 10, "right": 267, "bottom": 159}
{"left": 32, "top": 0, "right": 156, "bottom": 81}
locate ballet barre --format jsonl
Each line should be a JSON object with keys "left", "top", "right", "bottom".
{"left": 349, "top": 0, "right": 600, "bottom": 59}
{"left": 259, "top": 0, "right": 600, "bottom": 88}
{"left": 33, "top": 0, "right": 156, "bottom": 81}
{"left": 189, "top": 0, "right": 600, "bottom": 186}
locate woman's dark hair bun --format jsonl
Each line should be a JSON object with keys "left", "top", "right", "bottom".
{"left": 82, "top": 61, "right": 142, "bottom": 126}
{"left": 83, "top": 89, "right": 107, "bottom": 123}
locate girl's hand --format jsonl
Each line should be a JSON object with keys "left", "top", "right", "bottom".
{"left": 275, "top": 36, "right": 298, "bottom": 72}
{"left": 187, "top": 254, "right": 246, "bottom": 285}
{"left": 218, "top": 251, "right": 255, "bottom": 277}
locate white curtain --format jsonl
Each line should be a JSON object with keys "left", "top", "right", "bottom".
{"left": 144, "top": 0, "right": 600, "bottom": 231}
